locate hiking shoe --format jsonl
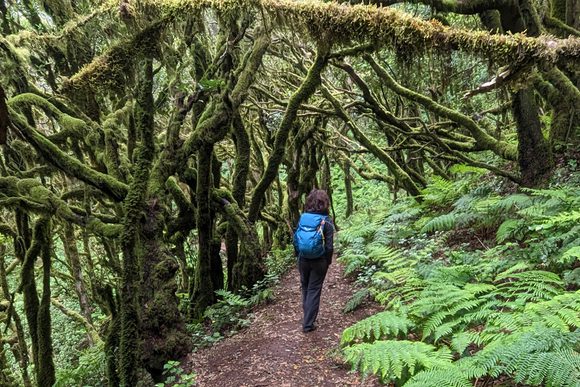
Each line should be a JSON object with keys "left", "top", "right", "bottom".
{"left": 303, "top": 326, "right": 317, "bottom": 333}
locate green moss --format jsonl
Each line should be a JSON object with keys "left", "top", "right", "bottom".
{"left": 8, "top": 108, "right": 129, "bottom": 200}
{"left": 64, "top": 20, "right": 165, "bottom": 92}
{"left": 9, "top": 93, "right": 88, "bottom": 137}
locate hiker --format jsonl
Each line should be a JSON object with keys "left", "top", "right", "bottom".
{"left": 293, "top": 189, "right": 334, "bottom": 333}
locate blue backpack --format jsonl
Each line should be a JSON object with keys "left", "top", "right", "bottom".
{"left": 294, "top": 213, "right": 328, "bottom": 259}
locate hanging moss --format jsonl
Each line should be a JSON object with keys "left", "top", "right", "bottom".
{"left": 64, "top": 20, "right": 165, "bottom": 92}
{"left": 8, "top": 107, "right": 129, "bottom": 200}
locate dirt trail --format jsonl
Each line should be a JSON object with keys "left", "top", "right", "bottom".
{"left": 186, "top": 262, "right": 381, "bottom": 386}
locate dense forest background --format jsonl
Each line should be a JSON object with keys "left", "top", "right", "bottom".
{"left": 0, "top": 0, "right": 578, "bottom": 386}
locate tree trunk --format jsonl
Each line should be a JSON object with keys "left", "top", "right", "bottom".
{"left": 344, "top": 162, "right": 354, "bottom": 218}
{"left": 497, "top": 3, "right": 554, "bottom": 186}
{"left": 190, "top": 143, "right": 217, "bottom": 317}
{"left": 61, "top": 224, "right": 94, "bottom": 344}
{"left": 512, "top": 89, "right": 553, "bottom": 186}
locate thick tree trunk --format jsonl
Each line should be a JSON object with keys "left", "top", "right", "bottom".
{"left": 21, "top": 217, "right": 55, "bottom": 387}
{"left": 190, "top": 143, "right": 217, "bottom": 317}
{"left": 497, "top": 3, "right": 554, "bottom": 186}
{"left": 140, "top": 201, "right": 191, "bottom": 379}
{"left": 512, "top": 89, "right": 553, "bottom": 186}
{"left": 0, "top": 246, "right": 27, "bottom": 387}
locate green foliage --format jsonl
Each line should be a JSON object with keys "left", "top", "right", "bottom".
{"left": 403, "top": 369, "right": 471, "bottom": 387}
{"left": 343, "top": 288, "right": 370, "bottom": 313}
{"left": 458, "top": 327, "right": 580, "bottom": 386}
{"left": 155, "top": 360, "right": 196, "bottom": 387}
{"left": 54, "top": 343, "right": 107, "bottom": 387}
{"left": 189, "top": 274, "right": 277, "bottom": 350}
{"left": 341, "top": 311, "right": 414, "bottom": 346}
{"left": 344, "top": 340, "right": 453, "bottom": 383}
{"left": 339, "top": 169, "right": 580, "bottom": 386}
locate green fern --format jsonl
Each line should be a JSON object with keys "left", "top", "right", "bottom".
{"left": 496, "top": 218, "right": 528, "bottom": 243}
{"left": 489, "top": 291, "right": 580, "bottom": 333}
{"left": 494, "top": 270, "right": 564, "bottom": 303}
{"left": 343, "top": 340, "right": 453, "bottom": 383}
{"left": 421, "top": 213, "right": 461, "bottom": 233}
{"left": 560, "top": 246, "right": 580, "bottom": 264}
{"left": 373, "top": 273, "right": 424, "bottom": 308}
{"left": 403, "top": 369, "right": 471, "bottom": 387}
{"left": 343, "top": 288, "right": 370, "bottom": 314}
{"left": 340, "top": 253, "right": 369, "bottom": 276}
{"left": 533, "top": 210, "right": 580, "bottom": 231}
{"left": 490, "top": 193, "right": 534, "bottom": 213}
{"left": 458, "top": 327, "right": 580, "bottom": 386}
{"left": 341, "top": 311, "right": 414, "bottom": 346}
{"left": 368, "top": 244, "right": 404, "bottom": 264}
{"left": 450, "top": 331, "right": 485, "bottom": 355}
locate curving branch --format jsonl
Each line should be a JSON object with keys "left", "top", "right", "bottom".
{"left": 248, "top": 43, "right": 331, "bottom": 222}
{"left": 8, "top": 108, "right": 128, "bottom": 201}
{"left": 363, "top": 54, "right": 517, "bottom": 161}
{"left": 345, "top": 0, "right": 510, "bottom": 14}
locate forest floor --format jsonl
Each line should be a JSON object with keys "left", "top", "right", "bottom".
{"left": 185, "top": 261, "right": 382, "bottom": 386}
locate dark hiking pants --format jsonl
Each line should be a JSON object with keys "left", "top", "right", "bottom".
{"left": 298, "top": 257, "right": 329, "bottom": 330}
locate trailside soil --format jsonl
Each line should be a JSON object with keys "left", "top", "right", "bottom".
{"left": 185, "top": 262, "right": 382, "bottom": 386}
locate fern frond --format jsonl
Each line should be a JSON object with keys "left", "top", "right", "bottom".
{"left": 519, "top": 291, "right": 580, "bottom": 331}
{"left": 341, "top": 311, "right": 414, "bottom": 346}
{"left": 451, "top": 331, "right": 484, "bottom": 354}
{"left": 374, "top": 275, "right": 424, "bottom": 308}
{"left": 368, "top": 245, "right": 403, "bottom": 265}
{"left": 427, "top": 265, "right": 474, "bottom": 285}
{"left": 421, "top": 213, "right": 461, "bottom": 233}
{"left": 559, "top": 245, "right": 580, "bottom": 265}
{"left": 458, "top": 326, "right": 580, "bottom": 386}
{"left": 343, "top": 340, "right": 452, "bottom": 382}
{"left": 533, "top": 210, "right": 580, "bottom": 231}
{"left": 491, "top": 194, "right": 534, "bottom": 213}
{"left": 343, "top": 288, "right": 370, "bottom": 314}
{"left": 403, "top": 368, "right": 471, "bottom": 387}
{"left": 340, "top": 253, "right": 369, "bottom": 276}
{"left": 495, "top": 270, "right": 564, "bottom": 303}
{"left": 496, "top": 218, "right": 528, "bottom": 243}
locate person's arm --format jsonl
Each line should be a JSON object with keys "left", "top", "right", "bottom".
{"left": 324, "top": 218, "right": 334, "bottom": 265}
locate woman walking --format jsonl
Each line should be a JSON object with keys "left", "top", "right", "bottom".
{"left": 294, "top": 189, "right": 334, "bottom": 333}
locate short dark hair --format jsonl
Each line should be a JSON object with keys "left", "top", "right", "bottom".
{"left": 304, "top": 189, "right": 330, "bottom": 213}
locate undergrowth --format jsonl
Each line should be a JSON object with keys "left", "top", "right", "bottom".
{"left": 338, "top": 165, "right": 580, "bottom": 386}
{"left": 188, "top": 246, "right": 295, "bottom": 350}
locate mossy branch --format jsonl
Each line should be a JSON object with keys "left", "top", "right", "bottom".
{"left": 64, "top": 20, "right": 166, "bottom": 92}
{"left": 50, "top": 298, "right": 102, "bottom": 346}
{"left": 347, "top": 0, "right": 509, "bottom": 14}
{"left": 338, "top": 152, "right": 394, "bottom": 184}
{"left": 363, "top": 54, "right": 518, "bottom": 161}
{"left": 248, "top": 43, "right": 330, "bottom": 222}
{"left": 8, "top": 108, "right": 128, "bottom": 201}
{"left": 322, "top": 85, "right": 422, "bottom": 198}
{"left": 150, "top": 0, "right": 578, "bottom": 65}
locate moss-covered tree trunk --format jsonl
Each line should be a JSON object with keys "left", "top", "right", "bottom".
{"left": 0, "top": 245, "right": 31, "bottom": 387}
{"left": 21, "top": 217, "right": 55, "bottom": 387}
{"left": 512, "top": 89, "right": 554, "bottom": 186}
{"left": 343, "top": 161, "right": 354, "bottom": 218}
{"left": 191, "top": 143, "right": 217, "bottom": 317}
{"left": 500, "top": 3, "right": 554, "bottom": 186}
{"left": 116, "top": 59, "right": 155, "bottom": 386}
{"left": 61, "top": 224, "right": 94, "bottom": 344}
